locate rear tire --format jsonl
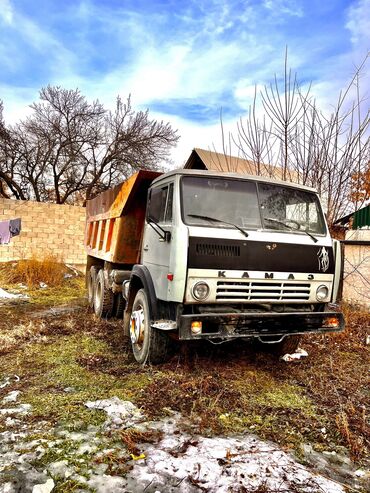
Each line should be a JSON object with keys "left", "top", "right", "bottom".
{"left": 129, "top": 289, "right": 172, "bottom": 365}
{"left": 268, "top": 335, "right": 301, "bottom": 356}
{"left": 87, "top": 266, "right": 98, "bottom": 309}
{"left": 94, "top": 269, "right": 114, "bottom": 318}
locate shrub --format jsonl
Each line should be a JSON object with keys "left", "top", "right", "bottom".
{"left": 0, "top": 254, "right": 67, "bottom": 287}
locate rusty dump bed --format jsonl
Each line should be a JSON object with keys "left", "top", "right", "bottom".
{"left": 85, "top": 170, "right": 162, "bottom": 264}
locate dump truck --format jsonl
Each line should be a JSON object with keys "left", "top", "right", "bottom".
{"left": 85, "top": 168, "right": 344, "bottom": 364}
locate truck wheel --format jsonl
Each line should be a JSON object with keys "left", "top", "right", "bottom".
{"left": 129, "top": 289, "right": 172, "bottom": 364}
{"left": 87, "top": 266, "right": 98, "bottom": 309}
{"left": 94, "top": 269, "right": 114, "bottom": 318}
{"left": 269, "top": 335, "right": 301, "bottom": 356}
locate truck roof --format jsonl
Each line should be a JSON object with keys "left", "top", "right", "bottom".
{"left": 152, "top": 168, "right": 318, "bottom": 194}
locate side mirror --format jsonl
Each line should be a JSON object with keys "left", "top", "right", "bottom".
{"left": 159, "top": 231, "right": 171, "bottom": 243}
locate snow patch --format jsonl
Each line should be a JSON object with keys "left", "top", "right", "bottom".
{"left": 32, "top": 478, "right": 55, "bottom": 493}
{"left": 0, "top": 375, "right": 20, "bottom": 389}
{"left": 76, "top": 442, "right": 98, "bottom": 455}
{"left": 0, "top": 390, "right": 364, "bottom": 493}
{"left": 47, "top": 460, "right": 73, "bottom": 479}
{"left": 2, "top": 391, "right": 21, "bottom": 404}
{"left": 0, "top": 403, "right": 31, "bottom": 415}
{"left": 86, "top": 474, "right": 126, "bottom": 493}
{"left": 125, "top": 425, "right": 346, "bottom": 493}
{"left": 85, "top": 397, "right": 145, "bottom": 428}
{"left": 0, "top": 288, "right": 28, "bottom": 299}
{"left": 281, "top": 347, "right": 309, "bottom": 361}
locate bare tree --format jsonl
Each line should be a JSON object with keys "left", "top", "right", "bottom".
{"left": 0, "top": 87, "right": 179, "bottom": 204}
{"left": 226, "top": 52, "right": 370, "bottom": 227}
{"left": 234, "top": 87, "right": 277, "bottom": 177}
{"left": 260, "top": 47, "right": 311, "bottom": 181}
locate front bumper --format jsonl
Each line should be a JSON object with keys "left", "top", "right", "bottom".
{"left": 179, "top": 311, "right": 344, "bottom": 340}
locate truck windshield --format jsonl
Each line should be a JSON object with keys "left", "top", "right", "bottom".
{"left": 181, "top": 177, "right": 261, "bottom": 229}
{"left": 181, "top": 176, "right": 326, "bottom": 235}
{"left": 258, "top": 183, "right": 326, "bottom": 235}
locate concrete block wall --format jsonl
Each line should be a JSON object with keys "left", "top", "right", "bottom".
{"left": 0, "top": 198, "right": 86, "bottom": 271}
{"left": 343, "top": 229, "right": 370, "bottom": 309}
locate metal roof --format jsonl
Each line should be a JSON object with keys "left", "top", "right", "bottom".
{"left": 334, "top": 204, "right": 370, "bottom": 229}
{"left": 353, "top": 204, "right": 370, "bottom": 229}
{"left": 183, "top": 148, "right": 298, "bottom": 182}
{"left": 184, "top": 148, "right": 258, "bottom": 173}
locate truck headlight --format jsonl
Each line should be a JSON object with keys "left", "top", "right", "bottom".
{"left": 192, "top": 281, "right": 210, "bottom": 301}
{"left": 316, "top": 285, "right": 329, "bottom": 301}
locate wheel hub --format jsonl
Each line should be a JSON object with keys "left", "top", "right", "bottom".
{"left": 130, "top": 307, "right": 145, "bottom": 345}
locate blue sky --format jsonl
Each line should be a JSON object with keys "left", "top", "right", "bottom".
{"left": 0, "top": 0, "right": 369, "bottom": 165}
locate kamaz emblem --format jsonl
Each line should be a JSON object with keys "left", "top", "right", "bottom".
{"left": 266, "top": 243, "right": 277, "bottom": 250}
{"left": 317, "top": 247, "right": 329, "bottom": 272}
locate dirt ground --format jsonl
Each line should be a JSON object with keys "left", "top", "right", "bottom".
{"left": 0, "top": 279, "right": 369, "bottom": 492}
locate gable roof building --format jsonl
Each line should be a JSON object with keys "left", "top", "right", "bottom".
{"left": 183, "top": 148, "right": 297, "bottom": 182}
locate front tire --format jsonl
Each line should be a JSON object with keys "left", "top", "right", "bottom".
{"left": 129, "top": 289, "right": 172, "bottom": 364}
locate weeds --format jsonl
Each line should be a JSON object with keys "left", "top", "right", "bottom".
{"left": 336, "top": 409, "right": 366, "bottom": 460}
{"left": 94, "top": 449, "right": 132, "bottom": 476}
{"left": 0, "top": 287, "right": 85, "bottom": 355}
{"left": 119, "top": 429, "right": 162, "bottom": 455}
{"left": 0, "top": 287, "right": 368, "bottom": 469}
{"left": 53, "top": 479, "right": 92, "bottom": 493}
{"left": 0, "top": 254, "right": 69, "bottom": 287}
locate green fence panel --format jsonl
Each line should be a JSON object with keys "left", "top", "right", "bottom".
{"left": 353, "top": 204, "right": 370, "bottom": 229}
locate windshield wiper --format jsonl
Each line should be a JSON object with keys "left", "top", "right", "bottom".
{"left": 302, "top": 229, "right": 318, "bottom": 243}
{"left": 264, "top": 217, "right": 318, "bottom": 243}
{"left": 187, "top": 214, "right": 249, "bottom": 238}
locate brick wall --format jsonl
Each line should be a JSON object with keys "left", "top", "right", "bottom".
{"left": 343, "top": 229, "right": 370, "bottom": 309}
{"left": 0, "top": 198, "right": 86, "bottom": 271}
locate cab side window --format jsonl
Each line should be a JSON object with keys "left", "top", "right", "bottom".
{"left": 164, "top": 183, "right": 173, "bottom": 223}
{"left": 147, "top": 183, "right": 173, "bottom": 224}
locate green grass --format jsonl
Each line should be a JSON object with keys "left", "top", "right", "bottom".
{"left": 0, "top": 333, "right": 150, "bottom": 429}
{"left": 26, "top": 278, "right": 86, "bottom": 306}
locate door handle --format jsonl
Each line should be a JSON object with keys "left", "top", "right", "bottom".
{"left": 143, "top": 245, "right": 149, "bottom": 251}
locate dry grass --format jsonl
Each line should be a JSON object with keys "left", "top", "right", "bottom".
{"left": 0, "top": 254, "right": 67, "bottom": 287}
{"left": 119, "top": 429, "right": 163, "bottom": 455}
{"left": 0, "top": 289, "right": 368, "bottom": 472}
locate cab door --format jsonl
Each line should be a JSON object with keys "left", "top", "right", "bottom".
{"left": 141, "top": 182, "right": 174, "bottom": 301}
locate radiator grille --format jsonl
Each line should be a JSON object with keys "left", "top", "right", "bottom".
{"left": 196, "top": 243, "right": 240, "bottom": 257}
{"left": 216, "top": 281, "right": 311, "bottom": 301}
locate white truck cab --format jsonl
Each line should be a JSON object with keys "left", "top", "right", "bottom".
{"left": 85, "top": 168, "right": 344, "bottom": 364}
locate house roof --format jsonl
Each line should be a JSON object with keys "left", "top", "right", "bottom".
{"left": 184, "top": 148, "right": 256, "bottom": 173}
{"left": 334, "top": 203, "right": 370, "bottom": 228}
{"left": 183, "top": 148, "right": 296, "bottom": 181}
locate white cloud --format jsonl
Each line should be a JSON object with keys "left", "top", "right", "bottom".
{"left": 149, "top": 111, "right": 234, "bottom": 168}
{"left": 263, "top": 0, "right": 303, "bottom": 18}
{"left": 0, "top": 85, "right": 36, "bottom": 123}
{"left": 346, "top": 0, "right": 370, "bottom": 47}
{"left": 0, "top": 0, "right": 13, "bottom": 24}
{"left": 234, "top": 79, "right": 265, "bottom": 110}
{"left": 1, "top": 0, "right": 369, "bottom": 168}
